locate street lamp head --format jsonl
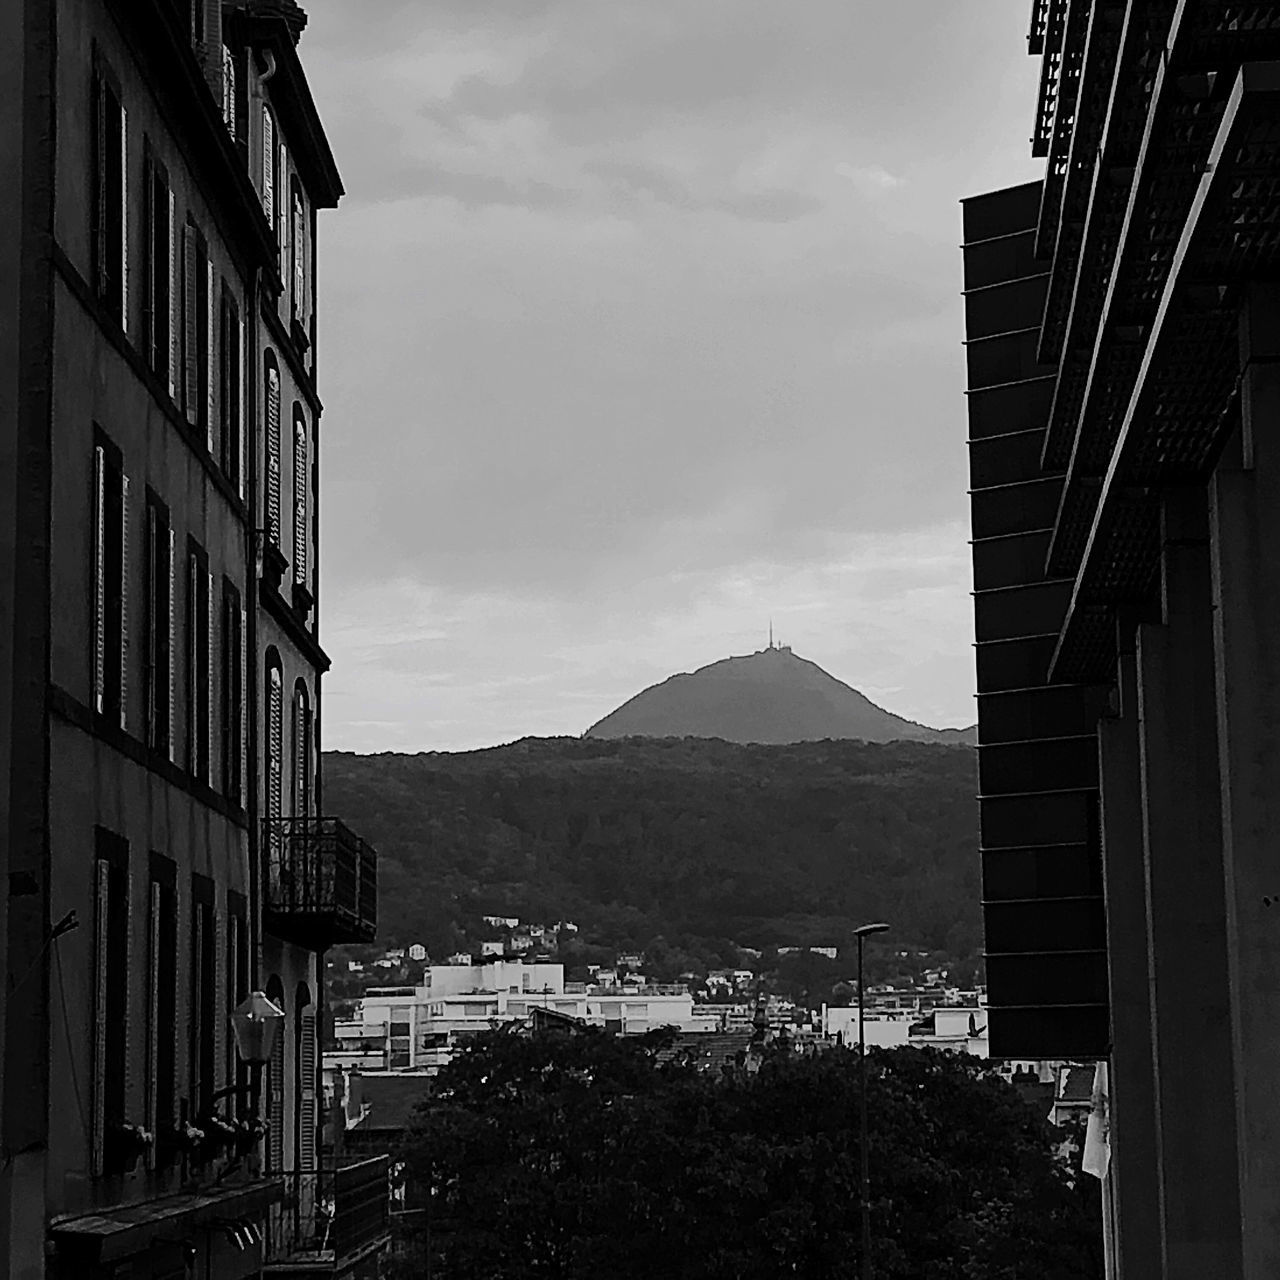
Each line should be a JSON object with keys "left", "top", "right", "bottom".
{"left": 853, "top": 922, "right": 890, "bottom": 939}
{"left": 229, "top": 991, "right": 286, "bottom": 1066}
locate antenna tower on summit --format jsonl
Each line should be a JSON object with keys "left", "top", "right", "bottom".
{"left": 769, "top": 619, "right": 774, "bottom": 650}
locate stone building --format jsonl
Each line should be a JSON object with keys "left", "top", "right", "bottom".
{"left": 0, "top": 2, "right": 382, "bottom": 1276}
{"left": 966, "top": 3, "right": 1280, "bottom": 1276}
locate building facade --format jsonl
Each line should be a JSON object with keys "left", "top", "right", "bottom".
{"left": 0, "top": 2, "right": 382, "bottom": 1277}
{"left": 967, "top": 3, "right": 1280, "bottom": 1276}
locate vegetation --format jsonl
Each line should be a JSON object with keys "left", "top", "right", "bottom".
{"left": 395, "top": 1029, "right": 1103, "bottom": 1280}
{"left": 323, "top": 736, "right": 982, "bottom": 991}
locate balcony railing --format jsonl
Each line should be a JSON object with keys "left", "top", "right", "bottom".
{"left": 264, "top": 1156, "right": 391, "bottom": 1270}
{"left": 263, "top": 817, "right": 378, "bottom": 947}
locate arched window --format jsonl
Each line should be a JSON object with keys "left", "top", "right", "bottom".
{"left": 294, "top": 982, "right": 316, "bottom": 1171}
{"left": 264, "top": 974, "right": 286, "bottom": 1172}
{"left": 293, "top": 407, "right": 307, "bottom": 587}
{"left": 292, "top": 679, "right": 310, "bottom": 819}
{"left": 264, "top": 352, "right": 281, "bottom": 546}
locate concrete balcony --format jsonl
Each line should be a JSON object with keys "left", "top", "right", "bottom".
{"left": 263, "top": 817, "right": 378, "bottom": 949}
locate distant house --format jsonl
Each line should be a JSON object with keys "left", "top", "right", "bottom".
{"left": 446, "top": 952, "right": 472, "bottom": 966}
{"left": 483, "top": 915, "right": 520, "bottom": 929}
{"left": 509, "top": 935, "right": 534, "bottom": 953}
{"left": 810, "top": 946, "right": 838, "bottom": 960}
{"left": 618, "top": 952, "right": 645, "bottom": 969}
{"left": 386, "top": 948, "right": 407, "bottom": 961}
{"left": 480, "top": 940, "right": 505, "bottom": 957}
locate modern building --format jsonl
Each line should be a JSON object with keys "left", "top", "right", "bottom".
{"left": 1, "top": 2, "right": 383, "bottom": 1277}
{"left": 329, "top": 962, "right": 717, "bottom": 1075}
{"left": 966, "top": 3, "right": 1280, "bottom": 1276}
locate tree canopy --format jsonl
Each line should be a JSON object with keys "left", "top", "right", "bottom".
{"left": 398, "top": 1029, "right": 1102, "bottom": 1279}
{"left": 324, "top": 736, "right": 982, "bottom": 985}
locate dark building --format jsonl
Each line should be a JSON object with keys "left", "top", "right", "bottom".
{"left": 1, "top": 2, "right": 383, "bottom": 1277}
{"left": 966, "top": 3, "right": 1280, "bottom": 1276}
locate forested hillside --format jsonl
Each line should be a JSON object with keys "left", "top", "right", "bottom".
{"left": 322, "top": 737, "right": 981, "bottom": 976}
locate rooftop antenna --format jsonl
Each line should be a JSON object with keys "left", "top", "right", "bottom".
{"left": 769, "top": 618, "right": 774, "bottom": 650}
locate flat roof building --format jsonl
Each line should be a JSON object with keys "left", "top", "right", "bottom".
{"left": 966, "top": 4, "right": 1280, "bottom": 1275}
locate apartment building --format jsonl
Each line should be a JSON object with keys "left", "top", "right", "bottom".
{"left": 966, "top": 3, "right": 1280, "bottom": 1275}
{"left": 0, "top": 3, "right": 383, "bottom": 1277}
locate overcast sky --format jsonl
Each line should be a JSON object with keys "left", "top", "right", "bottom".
{"left": 304, "top": 1, "right": 1042, "bottom": 753}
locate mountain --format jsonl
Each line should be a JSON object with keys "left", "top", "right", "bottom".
{"left": 322, "top": 736, "right": 981, "bottom": 977}
{"left": 584, "top": 646, "right": 976, "bottom": 746}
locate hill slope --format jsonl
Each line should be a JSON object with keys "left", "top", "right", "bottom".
{"left": 322, "top": 737, "right": 980, "bottom": 970}
{"left": 585, "top": 646, "right": 975, "bottom": 745}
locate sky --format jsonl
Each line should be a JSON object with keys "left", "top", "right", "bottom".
{"left": 303, "top": 0, "right": 1043, "bottom": 754}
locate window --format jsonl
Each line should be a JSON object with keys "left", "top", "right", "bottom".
{"left": 292, "top": 680, "right": 310, "bottom": 818}
{"left": 278, "top": 139, "right": 290, "bottom": 286}
{"left": 92, "top": 432, "right": 129, "bottom": 728}
{"left": 181, "top": 221, "right": 212, "bottom": 443}
{"left": 264, "top": 354, "right": 281, "bottom": 545}
{"left": 92, "top": 827, "right": 130, "bottom": 1178}
{"left": 144, "top": 492, "right": 174, "bottom": 758}
{"left": 92, "top": 60, "right": 128, "bottom": 328}
{"left": 261, "top": 106, "right": 275, "bottom": 228}
{"left": 226, "top": 893, "right": 249, "bottom": 1113}
{"left": 292, "top": 408, "right": 307, "bottom": 587}
{"left": 185, "top": 540, "right": 211, "bottom": 782}
{"left": 143, "top": 145, "right": 174, "bottom": 386}
{"left": 190, "top": 876, "right": 216, "bottom": 1112}
{"left": 146, "top": 853, "right": 177, "bottom": 1166}
{"left": 221, "top": 580, "right": 243, "bottom": 802}
{"left": 219, "top": 287, "right": 242, "bottom": 489}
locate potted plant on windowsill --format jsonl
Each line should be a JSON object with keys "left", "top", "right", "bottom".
{"left": 105, "top": 1121, "right": 155, "bottom": 1174}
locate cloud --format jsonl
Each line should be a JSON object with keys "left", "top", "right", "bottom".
{"left": 301, "top": 0, "right": 1041, "bottom": 750}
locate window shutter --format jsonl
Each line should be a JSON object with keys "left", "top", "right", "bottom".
{"left": 168, "top": 191, "right": 179, "bottom": 400}
{"left": 268, "top": 1027, "right": 285, "bottom": 1171}
{"left": 222, "top": 47, "right": 236, "bottom": 135}
{"left": 92, "top": 858, "right": 111, "bottom": 1177}
{"left": 278, "top": 141, "right": 289, "bottom": 280}
{"left": 292, "top": 190, "right": 305, "bottom": 322}
{"left": 206, "top": 258, "right": 216, "bottom": 452}
{"left": 146, "top": 879, "right": 161, "bottom": 1164}
{"left": 262, "top": 108, "right": 274, "bottom": 227}
{"left": 119, "top": 473, "right": 130, "bottom": 731}
{"left": 93, "top": 446, "right": 106, "bottom": 715}
{"left": 239, "top": 607, "right": 247, "bottom": 801}
{"left": 293, "top": 419, "right": 306, "bottom": 585}
{"left": 269, "top": 669, "right": 283, "bottom": 822}
{"left": 266, "top": 368, "right": 281, "bottom": 543}
{"left": 188, "top": 552, "right": 198, "bottom": 771}
{"left": 299, "top": 1007, "right": 316, "bottom": 1169}
{"left": 167, "top": 526, "right": 176, "bottom": 763}
{"left": 238, "top": 317, "right": 247, "bottom": 499}
{"left": 119, "top": 105, "right": 129, "bottom": 337}
{"left": 183, "top": 225, "right": 198, "bottom": 423}
{"left": 207, "top": 570, "right": 216, "bottom": 787}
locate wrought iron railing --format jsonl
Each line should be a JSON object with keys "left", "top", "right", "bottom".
{"left": 265, "top": 1156, "right": 390, "bottom": 1265}
{"left": 263, "top": 817, "right": 378, "bottom": 945}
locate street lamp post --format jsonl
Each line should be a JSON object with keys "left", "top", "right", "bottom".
{"left": 854, "top": 921, "right": 889, "bottom": 1280}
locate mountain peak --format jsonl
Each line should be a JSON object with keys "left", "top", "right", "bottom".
{"left": 585, "top": 649, "right": 975, "bottom": 746}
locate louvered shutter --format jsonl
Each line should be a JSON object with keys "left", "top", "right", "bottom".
{"left": 237, "top": 317, "right": 247, "bottom": 498}
{"left": 222, "top": 47, "right": 236, "bottom": 135}
{"left": 269, "top": 667, "right": 283, "bottom": 822}
{"left": 183, "top": 225, "right": 198, "bottom": 422}
{"left": 239, "top": 607, "right": 247, "bottom": 801}
{"left": 292, "top": 190, "right": 305, "bottom": 322}
{"left": 93, "top": 447, "right": 106, "bottom": 714}
{"left": 119, "top": 473, "right": 130, "bottom": 731}
{"left": 262, "top": 108, "right": 274, "bottom": 228}
{"left": 92, "top": 858, "right": 111, "bottom": 1177}
{"left": 267, "top": 1027, "right": 285, "bottom": 1170}
{"left": 293, "top": 418, "right": 306, "bottom": 585}
{"left": 119, "top": 106, "right": 129, "bottom": 337}
{"left": 278, "top": 141, "right": 289, "bottom": 282}
{"left": 207, "top": 571, "right": 215, "bottom": 786}
{"left": 266, "top": 369, "right": 281, "bottom": 544}
{"left": 188, "top": 552, "right": 197, "bottom": 770}
{"left": 93, "top": 71, "right": 107, "bottom": 297}
{"left": 167, "top": 527, "right": 176, "bottom": 762}
{"left": 168, "top": 191, "right": 179, "bottom": 399}
{"left": 146, "top": 879, "right": 161, "bottom": 1162}
{"left": 299, "top": 1007, "right": 316, "bottom": 1169}
{"left": 206, "top": 258, "right": 216, "bottom": 451}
